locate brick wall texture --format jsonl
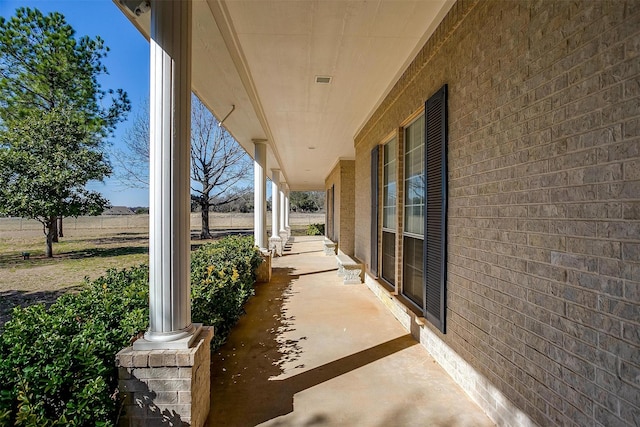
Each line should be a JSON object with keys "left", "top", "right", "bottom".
{"left": 116, "top": 327, "right": 213, "bottom": 427}
{"left": 326, "top": 162, "right": 342, "bottom": 242}
{"left": 326, "top": 159, "right": 356, "bottom": 257}
{"left": 354, "top": 1, "right": 640, "bottom": 426}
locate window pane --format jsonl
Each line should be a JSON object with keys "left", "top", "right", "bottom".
{"left": 406, "top": 147, "right": 423, "bottom": 177}
{"left": 402, "top": 114, "right": 425, "bottom": 308}
{"left": 384, "top": 182, "right": 396, "bottom": 209}
{"left": 384, "top": 138, "right": 396, "bottom": 163}
{"left": 405, "top": 176, "right": 424, "bottom": 206}
{"left": 382, "top": 137, "right": 397, "bottom": 230}
{"left": 383, "top": 206, "right": 396, "bottom": 228}
{"left": 404, "top": 205, "right": 424, "bottom": 236}
{"left": 403, "top": 236, "right": 424, "bottom": 307}
{"left": 404, "top": 114, "right": 425, "bottom": 236}
{"left": 405, "top": 119, "right": 423, "bottom": 152}
{"left": 382, "top": 230, "right": 395, "bottom": 285}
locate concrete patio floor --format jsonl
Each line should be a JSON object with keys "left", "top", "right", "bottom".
{"left": 207, "top": 236, "right": 494, "bottom": 427}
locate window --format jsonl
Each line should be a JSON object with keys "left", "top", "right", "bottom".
{"left": 399, "top": 84, "right": 448, "bottom": 333}
{"left": 403, "top": 114, "right": 425, "bottom": 307}
{"left": 382, "top": 137, "right": 397, "bottom": 285}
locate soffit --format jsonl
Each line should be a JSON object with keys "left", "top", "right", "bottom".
{"left": 114, "top": 0, "right": 453, "bottom": 190}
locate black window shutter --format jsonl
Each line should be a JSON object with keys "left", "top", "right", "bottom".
{"left": 424, "top": 84, "right": 448, "bottom": 333}
{"left": 371, "top": 145, "right": 380, "bottom": 277}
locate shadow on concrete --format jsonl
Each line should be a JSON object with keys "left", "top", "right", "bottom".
{"left": 290, "top": 267, "right": 338, "bottom": 278}
{"left": 282, "top": 249, "right": 324, "bottom": 256}
{"left": 207, "top": 265, "right": 416, "bottom": 426}
{"left": 370, "top": 407, "right": 458, "bottom": 427}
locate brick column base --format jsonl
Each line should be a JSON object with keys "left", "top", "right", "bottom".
{"left": 116, "top": 326, "right": 213, "bottom": 427}
{"left": 269, "top": 236, "right": 282, "bottom": 256}
{"left": 256, "top": 249, "right": 272, "bottom": 283}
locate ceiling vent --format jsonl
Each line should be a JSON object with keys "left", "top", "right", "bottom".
{"left": 315, "top": 76, "right": 332, "bottom": 84}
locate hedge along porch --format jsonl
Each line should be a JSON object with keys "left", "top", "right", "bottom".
{"left": 113, "top": 0, "right": 640, "bottom": 426}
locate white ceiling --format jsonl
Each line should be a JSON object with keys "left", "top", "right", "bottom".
{"left": 115, "top": 0, "right": 453, "bottom": 190}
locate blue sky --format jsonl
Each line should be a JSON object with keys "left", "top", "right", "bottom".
{"left": 0, "top": 0, "right": 151, "bottom": 207}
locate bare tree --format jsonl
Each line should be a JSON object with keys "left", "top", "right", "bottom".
{"left": 115, "top": 94, "right": 251, "bottom": 238}
{"left": 112, "top": 101, "right": 150, "bottom": 188}
{"left": 190, "top": 96, "right": 251, "bottom": 237}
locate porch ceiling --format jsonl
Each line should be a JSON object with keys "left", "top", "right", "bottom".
{"left": 115, "top": 0, "right": 453, "bottom": 190}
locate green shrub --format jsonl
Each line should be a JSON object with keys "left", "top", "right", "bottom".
{"left": 0, "top": 266, "right": 149, "bottom": 426}
{"left": 0, "top": 235, "right": 262, "bottom": 426}
{"left": 191, "top": 235, "right": 262, "bottom": 349}
{"left": 306, "top": 223, "right": 325, "bottom": 236}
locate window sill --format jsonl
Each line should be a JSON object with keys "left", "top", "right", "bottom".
{"left": 366, "top": 274, "right": 428, "bottom": 325}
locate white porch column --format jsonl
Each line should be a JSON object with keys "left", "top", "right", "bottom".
{"left": 270, "top": 169, "right": 282, "bottom": 255}
{"left": 137, "top": 0, "right": 198, "bottom": 349}
{"left": 253, "top": 140, "right": 267, "bottom": 250}
{"left": 279, "top": 184, "right": 286, "bottom": 234}
{"left": 285, "top": 189, "right": 291, "bottom": 229}
{"left": 270, "top": 169, "right": 281, "bottom": 238}
{"left": 117, "top": 3, "right": 210, "bottom": 425}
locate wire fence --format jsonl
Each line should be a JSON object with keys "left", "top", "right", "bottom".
{"left": 0, "top": 212, "right": 325, "bottom": 232}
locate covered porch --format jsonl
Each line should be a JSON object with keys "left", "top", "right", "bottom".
{"left": 113, "top": 0, "right": 459, "bottom": 424}
{"left": 209, "top": 236, "right": 493, "bottom": 426}
{"left": 113, "top": 0, "right": 640, "bottom": 425}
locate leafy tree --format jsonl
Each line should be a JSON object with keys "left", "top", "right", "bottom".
{"left": 289, "top": 191, "right": 325, "bottom": 213}
{"left": 115, "top": 94, "right": 251, "bottom": 239}
{"left": 0, "top": 109, "right": 111, "bottom": 257}
{"left": 208, "top": 190, "right": 253, "bottom": 213}
{"left": 0, "top": 8, "right": 130, "bottom": 257}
